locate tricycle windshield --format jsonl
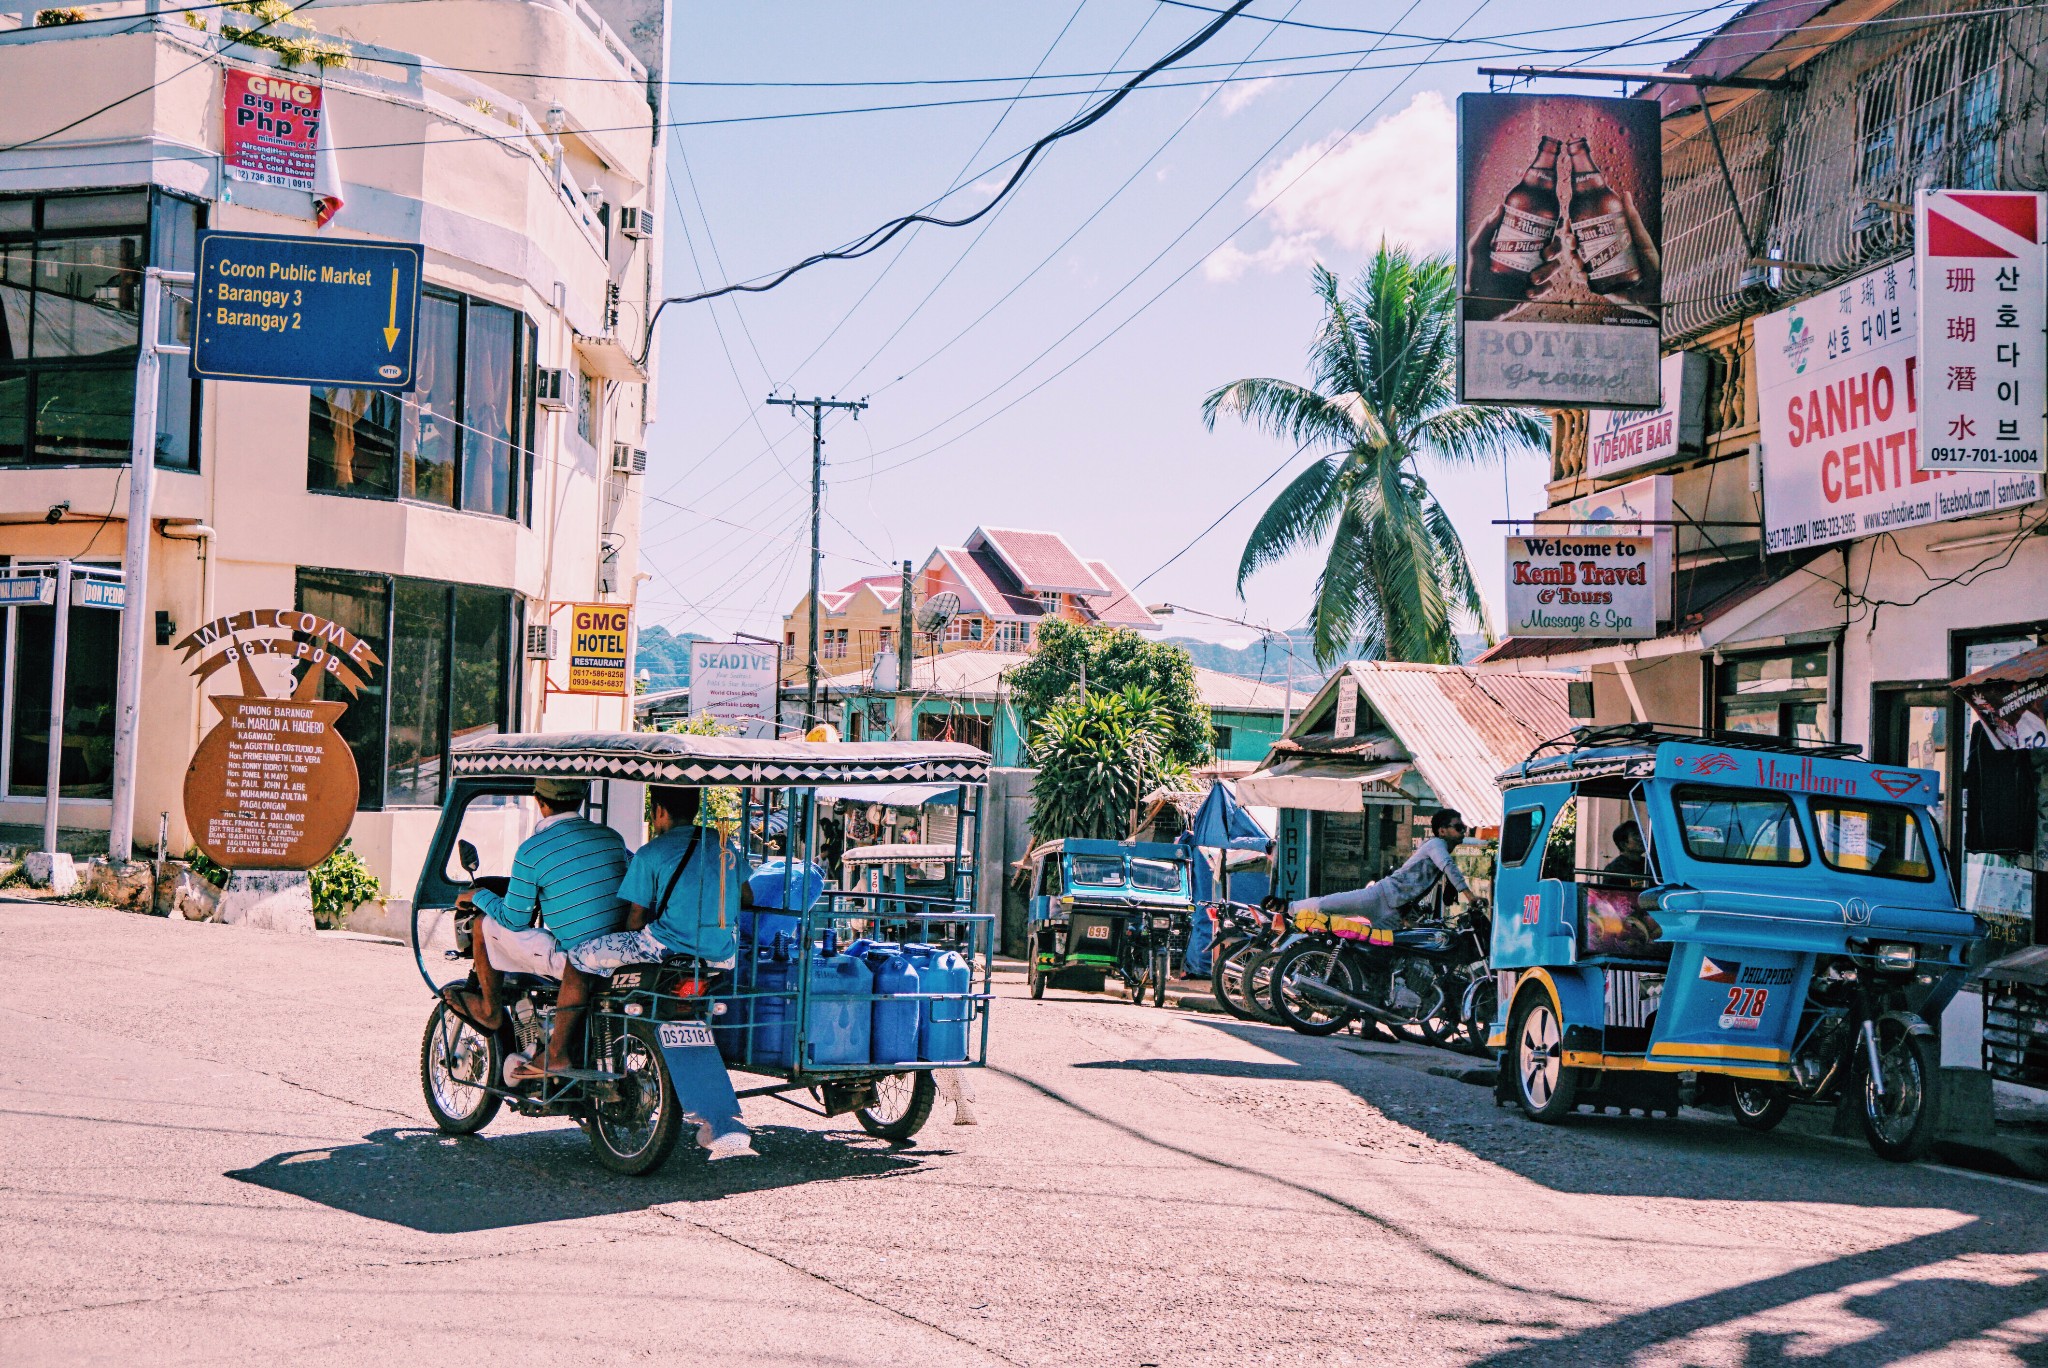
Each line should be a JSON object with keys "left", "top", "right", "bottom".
{"left": 1811, "top": 799, "right": 1937, "bottom": 881}
{"left": 1672, "top": 784, "right": 1808, "bottom": 866}
{"left": 1070, "top": 855, "right": 1126, "bottom": 887}
{"left": 1129, "top": 858, "right": 1185, "bottom": 893}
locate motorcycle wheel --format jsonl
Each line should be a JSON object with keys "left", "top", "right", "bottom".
{"left": 1509, "top": 991, "right": 1580, "bottom": 1123}
{"left": 1270, "top": 942, "right": 1360, "bottom": 1036}
{"left": 1152, "top": 949, "right": 1170, "bottom": 1008}
{"left": 420, "top": 1002, "right": 502, "bottom": 1135}
{"left": 1860, "top": 1019, "right": 1941, "bottom": 1162}
{"left": 585, "top": 1023, "right": 683, "bottom": 1176}
{"left": 855, "top": 1071, "right": 936, "bottom": 1141}
{"left": 1243, "top": 947, "right": 1284, "bottom": 1023}
{"left": 1730, "top": 1081, "right": 1791, "bottom": 1132}
{"left": 1460, "top": 978, "right": 1499, "bottom": 1058}
{"left": 1211, "top": 938, "right": 1255, "bottom": 1019}
{"left": 1028, "top": 962, "right": 1046, "bottom": 1000}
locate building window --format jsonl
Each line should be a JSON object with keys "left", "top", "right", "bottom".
{"left": 1713, "top": 648, "right": 1829, "bottom": 741}
{"left": 0, "top": 189, "right": 202, "bottom": 470}
{"left": 308, "top": 289, "right": 534, "bottom": 521}
{"left": 576, "top": 368, "right": 600, "bottom": 444}
{"left": 918, "top": 710, "right": 991, "bottom": 753}
{"left": 296, "top": 568, "right": 516, "bottom": 809}
{"left": 993, "top": 621, "right": 1026, "bottom": 651}
{"left": 3, "top": 559, "right": 119, "bottom": 799}
{"left": 1858, "top": 20, "right": 2004, "bottom": 194}
{"left": 1211, "top": 724, "right": 1234, "bottom": 755}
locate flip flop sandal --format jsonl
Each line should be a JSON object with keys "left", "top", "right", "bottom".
{"left": 438, "top": 983, "right": 499, "bottom": 1034}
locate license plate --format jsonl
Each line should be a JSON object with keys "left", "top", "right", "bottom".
{"left": 658, "top": 1021, "right": 715, "bottom": 1049}
{"left": 1085, "top": 924, "right": 1110, "bottom": 940}
{"left": 1152, "top": 917, "right": 1171, "bottom": 929}
{"left": 1718, "top": 986, "right": 1769, "bottom": 1031}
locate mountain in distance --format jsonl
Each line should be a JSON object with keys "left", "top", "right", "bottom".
{"left": 1163, "top": 630, "right": 1494, "bottom": 690}
{"left": 635, "top": 626, "right": 706, "bottom": 691}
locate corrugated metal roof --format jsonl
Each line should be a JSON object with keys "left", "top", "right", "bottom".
{"left": 1342, "top": 662, "right": 1574, "bottom": 827}
{"left": 1080, "top": 560, "right": 1159, "bottom": 631}
{"left": 1193, "top": 667, "right": 1310, "bottom": 715}
{"left": 813, "top": 653, "right": 1310, "bottom": 715}
{"left": 971, "top": 526, "right": 1109, "bottom": 594}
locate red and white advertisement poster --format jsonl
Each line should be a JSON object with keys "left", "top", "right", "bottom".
{"left": 1916, "top": 188, "right": 2047, "bottom": 473}
{"left": 223, "top": 68, "right": 323, "bottom": 193}
{"left": 1754, "top": 259, "right": 2042, "bottom": 554}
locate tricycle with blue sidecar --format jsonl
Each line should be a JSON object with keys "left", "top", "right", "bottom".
{"left": 411, "top": 730, "right": 993, "bottom": 1174}
{"left": 1024, "top": 839, "right": 1193, "bottom": 1006}
{"left": 1489, "top": 724, "right": 1983, "bottom": 1161}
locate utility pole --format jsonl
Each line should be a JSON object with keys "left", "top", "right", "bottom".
{"left": 767, "top": 394, "right": 866, "bottom": 734}
{"left": 894, "top": 558, "right": 914, "bottom": 740}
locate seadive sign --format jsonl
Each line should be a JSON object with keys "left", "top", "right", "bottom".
{"left": 1754, "top": 259, "right": 2041, "bottom": 553}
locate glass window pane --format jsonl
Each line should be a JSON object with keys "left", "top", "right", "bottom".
{"left": 1070, "top": 855, "right": 1124, "bottom": 886}
{"left": 309, "top": 387, "right": 400, "bottom": 496}
{"left": 0, "top": 199, "right": 30, "bottom": 235}
{"left": 35, "top": 368, "right": 133, "bottom": 462}
{"left": 386, "top": 579, "right": 447, "bottom": 806}
{"left": 1812, "top": 800, "right": 1935, "bottom": 881}
{"left": 8, "top": 594, "right": 119, "bottom": 798}
{"left": 40, "top": 191, "right": 148, "bottom": 231}
{"left": 1673, "top": 785, "right": 1808, "bottom": 865}
{"left": 460, "top": 303, "right": 516, "bottom": 517}
{"left": 32, "top": 234, "right": 141, "bottom": 357}
{"left": 0, "top": 243, "right": 28, "bottom": 361}
{"left": 449, "top": 585, "right": 507, "bottom": 746}
{"left": 0, "top": 371, "right": 23, "bottom": 463}
{"left": 404, "top": 294, "right": 459, "bottom": 507}
{"left": 297, "top": 569, "right": 388, "bottom": 810}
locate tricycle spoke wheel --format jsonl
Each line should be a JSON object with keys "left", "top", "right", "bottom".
{"left": 420, "top": 1002, "right": 502, "bottom": 1135}
{"left": 1861, "top": 1020, "right": 1939, "bottom": 1162}
{"left": 585, "top": 1026, "right": 681, "bottom": 1175}
{"left": 855, "top": 1071, "right": 937, "bottom": 1141}
{"left": 1731, "top": 1081, "right": 1790, "bottom": 1132}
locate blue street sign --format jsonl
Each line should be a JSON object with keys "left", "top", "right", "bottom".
{"left": 192, "top": 230, "right": 423, "bottom": 390}
{"left": 72, "top": 578, "right": 125, "bottom": 610}
{"left": 0, "top": 575, "right": 53, "bottom": 608}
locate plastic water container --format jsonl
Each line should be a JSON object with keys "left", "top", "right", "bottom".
{"left": 747, "top": 859, "right": 827, "bottom": 911}
{"left": 737, "top": 908, "right": 801, "bottom": 949}
{"left": 908, "top": 945, "right": 972, "bottom": 1062}
{"left": 720, "top": 931, "right": 796, "bottom": 1067}
{"left": 804, "top": 934, "right": 873, "bottom": 1066}
{"left": 867, "top": 946, "right": 922, "bottom": 1064}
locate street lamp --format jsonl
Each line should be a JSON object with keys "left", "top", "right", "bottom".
{"left": 1149, "top": 601, "right": 1301, "bottom": 732}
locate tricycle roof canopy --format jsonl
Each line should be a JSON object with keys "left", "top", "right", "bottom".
{"left": 450, "top": 731, "right": 989, "bottom": 788}
{"left": 1497, "top": 724, "right": 1938, "bottom": 804}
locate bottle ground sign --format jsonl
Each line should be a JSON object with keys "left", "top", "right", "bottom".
{"left": 1916, "top": 189, "right": 2047, "bottom": 473}
{"left": 192, "top": 230, "right": 422, "bottom": 389}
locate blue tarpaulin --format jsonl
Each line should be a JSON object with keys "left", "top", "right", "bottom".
{"left": 1189, "top": 782, "right": 1270, "bottom": 852}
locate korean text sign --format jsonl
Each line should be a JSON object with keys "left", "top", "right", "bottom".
{"left": 568, "top": 604, "right": 631, "bottom": 696}
{"left": 689, "top": 640, "right": 778, "bottom": 738}
{"left": 1505, "top": 534, "right": 1655, "bottom": 638}
{"left": 1456, "top": 93, "right": 1663, "bottom": 408}
{"left": 1754, "top": 260, "right": 2041, "bottom": 553}
{"left": 223, "top": 69, "right": 322, "bottom": 193}
{"left": 1916, "top": 189, "right": 2047, "bottom": 473}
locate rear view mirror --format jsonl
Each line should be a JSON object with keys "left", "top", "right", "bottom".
{"left": 457, "top": 839, "right": 480, "bottom": 875}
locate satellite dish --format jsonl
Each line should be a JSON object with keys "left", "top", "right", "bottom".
{"left": 916, "top": 591, "right": 960, "bottom": 638}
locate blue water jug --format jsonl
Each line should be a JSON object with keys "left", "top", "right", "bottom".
{"left": 737, "top": 908, "right": 801, "bottom": 950}
{"left": 868, "top": 948, "right": 922, "bottom": 1064}
{"left": 909, "top": 945, "right": 972, "bottom": 1062}
{"left": 805, "top": 935, "right": 873, "bottom": 1067}
{"left": 722, "top": 931, "right": 796, "bottom": 1067}
{"left": 747, "top": 859, "right": 826, "bottom": 911}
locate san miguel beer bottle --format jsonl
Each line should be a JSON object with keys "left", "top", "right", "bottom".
{"left": 1566, "top": 137, "right": 1643, "bottom": 290}
{"left": 1488, "top": 135, "right": 1562, "bottom": 285}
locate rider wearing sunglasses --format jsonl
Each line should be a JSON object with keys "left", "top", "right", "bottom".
{"left": 1289, "top": 808, "right": 1477, "bottom": 928}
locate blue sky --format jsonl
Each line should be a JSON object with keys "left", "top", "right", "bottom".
{"left": 643, "top": 1, "right": 1733, "bottom": 646}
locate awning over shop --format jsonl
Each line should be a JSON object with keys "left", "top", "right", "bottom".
{"left": 813, "top": 782, "right": 962, "bottom": 807}
{"left": 1954, "top": 643, "right": 2048, "bottom": 750}
{"left": 1235, "top": 757, "right": 1413, "bottom": 813}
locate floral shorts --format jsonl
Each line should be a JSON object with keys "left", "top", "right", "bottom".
{"left": 566, "top": 927, "right": 670, "bottom": 976}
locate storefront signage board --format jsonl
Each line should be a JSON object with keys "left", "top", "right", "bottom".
{"left": 689, "top": 640, "right": 778, "bottom": 738}
{"left": 567, "top": 603, "right": 631, "bottom": 696}
{"left": 1534, "top": 472, "right": 1673, "bottom": 622}
{"left": 1584, "top": 352, "right": 1707, "bottom": 478}
{"left": 192, "top": 230, "right": 423, "bottom": 390}
{"left": 1754, "top": 259, "right": 2043, "bottom": 553}
{"left": 1916, "top": 189, "right": 2047, "bottom": 473}
{"left": 1456, "top": 92, "right": 1663, "bottom": 408}
{"left": 1505, "top": 534, "right": 1656, "bottom": 637}
{"left": 1955, "top": 641, "right": 2048, "bottom": 749}
{"left": 223, "top": 68, "right": 323, "bottom": 194}
{"left": 177, "top": 609, "right": 381, "bottom": 872}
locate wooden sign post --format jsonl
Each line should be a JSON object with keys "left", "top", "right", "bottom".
{"left": 177, "top": 611, "right": 383, "bottom": 923}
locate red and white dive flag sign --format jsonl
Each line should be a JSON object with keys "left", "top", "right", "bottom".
{"left": 1917, "top": 188, "right": 2047, "bottom": 473}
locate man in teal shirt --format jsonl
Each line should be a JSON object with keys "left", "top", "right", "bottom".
{"left": 444, "top": 777, "right": 627, "bottom": 1081}
{"left": 566, "top": 786, "right": 742, "bottom": 977}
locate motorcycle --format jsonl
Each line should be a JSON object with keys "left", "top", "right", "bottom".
{"left": 1213, "top": 902, "right": 1294, "bottom": 1022}
{"left": 1269, "top": 899, "right": 1492, "bottom": 1046}
{"left": 1206, "top": 901, "right": 1274, "bottom": 1019}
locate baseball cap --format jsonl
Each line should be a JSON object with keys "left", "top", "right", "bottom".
{"left": 533, "top": 777, "right": 589, "bottom": 805}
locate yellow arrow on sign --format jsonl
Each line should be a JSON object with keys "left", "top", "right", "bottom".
{"left": 383, "top": 268, "right": 400, "bottom": 350}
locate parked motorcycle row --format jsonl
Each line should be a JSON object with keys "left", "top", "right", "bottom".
{"left": 1207, "top": 897, "right": 1495, "bottom": 1054}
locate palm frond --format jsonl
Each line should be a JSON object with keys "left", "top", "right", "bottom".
{"left": 1201, "top": 376, "right": 1362, "bottom": 453}
{"left": 1234, "top": 454, "right": 1342, "bottom": 593}
{"left": 1410, "top": 402, "right": 1548, "bottom": 468}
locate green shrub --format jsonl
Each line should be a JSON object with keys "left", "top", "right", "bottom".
{"left": 1028, "top": 685, "right": 1187, "bottom": 844}
{"left": 309, "top": 838, "right": 381, "bottom": 929}
{"left": 184, "top": 846, "right": 228, "bottom": 888}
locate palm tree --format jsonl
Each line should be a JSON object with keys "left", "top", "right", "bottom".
{"left": 1203, "top": 248, "right": 1545, "bottom": 666}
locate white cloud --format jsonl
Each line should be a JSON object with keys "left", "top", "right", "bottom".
{"left": 1203, "top": 91, "right": 1456, "bottom": 282}
{"left": 1218, "top": 76, "right": 1274, "bottom": 116}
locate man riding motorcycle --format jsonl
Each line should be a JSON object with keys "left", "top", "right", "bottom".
{"left": 1289, "top": 808, "right": 1476, "bottom": 929}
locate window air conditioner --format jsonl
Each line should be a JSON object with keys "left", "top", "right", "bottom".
{"left": 617, "top": 206, "right": 653, "bottom": 240}
{"left": 610, "top": 442, "right": 647, "bottom": 475}
{"left": 524, "top": 624, "right": 559, "bottom": 661}
{"left": 536, "top": 367, "right": 572, "bottom": 410}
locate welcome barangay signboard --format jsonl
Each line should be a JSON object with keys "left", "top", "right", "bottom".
{"left": 1754, "top": 259, "right": 2042, "bottom": 554}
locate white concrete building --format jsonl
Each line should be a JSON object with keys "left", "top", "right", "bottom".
{"left": 0, "top": 0, "right": 669, "bottom": 908}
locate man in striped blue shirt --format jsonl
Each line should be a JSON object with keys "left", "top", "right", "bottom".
{"left": 444, "top": 778, "right": 627, "bottom": 1080}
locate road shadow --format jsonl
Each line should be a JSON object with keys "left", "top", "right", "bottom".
{"left": 229, "top": 1121, "right": 927, "bottom": 1233}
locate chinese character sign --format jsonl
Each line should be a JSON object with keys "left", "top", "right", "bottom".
{"left": 222, "top": 69, "right": 323, "bottom": 193}
{"left": 567, "top": 604, "right": 631, "bottom": 696}
{"left": 1754, "top": 260, "right": 2042, "bottom": 553}
{"left": 1917, "top": 189, "right": 2047, "bottom": 473}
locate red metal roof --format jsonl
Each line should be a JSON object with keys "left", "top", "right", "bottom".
{"left": 970, "top": 526, "right": 1109, "bottom": 595}
{"left": 1080, "top": 561, "right": 1158, "bottom": 630}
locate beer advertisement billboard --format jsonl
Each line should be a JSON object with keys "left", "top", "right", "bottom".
{"left": 1754, "top": 259, "right": 2042, "bottom": 553}
{"left": 1457, "top": 93, "right": 1662, "bottom": 409}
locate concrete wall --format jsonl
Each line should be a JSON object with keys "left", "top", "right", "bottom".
{"left": 975, "top": 767, "right": 1037, "bottom": 957}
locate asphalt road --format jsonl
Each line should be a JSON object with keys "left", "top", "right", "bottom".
{"left": 5, "top": 902, "right": 2048, "bottom": 1366}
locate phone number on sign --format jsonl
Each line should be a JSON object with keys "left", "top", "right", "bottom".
{"left": 1927, "top": 446, "right": 2043, "bottom": 467}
